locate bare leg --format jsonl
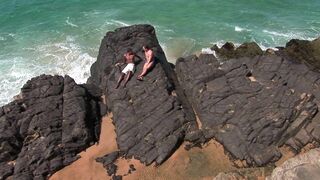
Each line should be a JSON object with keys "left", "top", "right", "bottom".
{"left": 138, "top": 61, "right": 154, "bottom": 79}
{"left": 123, "top": 71, "right": 132, "bottom": 88}
{"left": 115, "top": 73, "right": 125, "bottom": 89}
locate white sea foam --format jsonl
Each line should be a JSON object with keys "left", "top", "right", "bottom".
{"left": 235, "top": 26, "right": 251, "bottom": 32}
{"left": 110, "top": 20, "right": 130, "bottom": 27}
{"left": 262, "top": 29, "right": 315, "bottom": 41}
{"left": 0, "top": 33, "right": 16, "bottom": 41}
{"left": 66, "top": 17, "right": 79, "bottom": 27}
{"left": 163, "top": 29, "right": 174, "bottom": 33}
{"left": 0, "top": 36, "right": 96, "bottom": 105}
{"left": 263, "top": 30, "right": 292, "bottom": 38}
{"left": 201, "top": 48, "right": 215, "bottom": 54}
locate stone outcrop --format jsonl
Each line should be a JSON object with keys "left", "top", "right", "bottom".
{"left": 267, "top": 148, "right": 320, "bottom": 180}
{"left": 280, "top": 37, "right": 320, "bottom": 70}
{"left": 88, "top": 24, "right": 197, "bottom": 176}
{"left": 212, "top": 42, "right": 263, "bottom": 60}
{"left": 0, "top": 75, "right": 101, "bottom": 179}
{"left": 176, "top": 47, "right": 320, "bottom": 166}
{"left": 91, "top": 24, "right": 320, "bottom": 174}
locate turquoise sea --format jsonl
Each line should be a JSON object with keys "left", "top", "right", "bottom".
{"left": 0, "top": 0, "right": 320, "bottom": 105}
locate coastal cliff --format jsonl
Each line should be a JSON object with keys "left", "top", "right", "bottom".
{"left": 1, "top": 24, "right": 320, "bottom": 179}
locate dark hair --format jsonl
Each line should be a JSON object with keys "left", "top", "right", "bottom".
{"left": 126, "top": 48, "right": 133, "bottom": 53}
{"left": 125, "top": 48, "right": 135, "bottom": 55}
{"left": 143, "top": 45, "right": 150, "bottom": 50}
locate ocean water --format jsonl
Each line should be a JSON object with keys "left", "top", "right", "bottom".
{"left": 0, "top": 0, "right": 319, "bottom": 105}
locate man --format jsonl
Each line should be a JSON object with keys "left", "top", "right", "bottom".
{"left": 137, "top": 45, "right": 155, "bottom": 81}
{"left": 115, "top": 48, "right": 135, "bottom": 89}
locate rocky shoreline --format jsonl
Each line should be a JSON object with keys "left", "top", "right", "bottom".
{"left": 1, "top": 24, "right": 320, "bottom": 180}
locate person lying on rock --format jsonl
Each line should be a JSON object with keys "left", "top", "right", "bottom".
{"left": 137, "top": 45, "right": 155, "bottom": 81}
{"left": 115, "top": 48, "right": 136, "bottom": 89}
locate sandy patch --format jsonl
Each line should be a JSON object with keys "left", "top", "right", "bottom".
{"left": 50, "top": 113, "right": 236, "bottom": 180}
{"left": 120, "top": 140, "right": 236, "bottom": 180}
{"left": 50, "top": 114, "right": 117, "bottom": 180}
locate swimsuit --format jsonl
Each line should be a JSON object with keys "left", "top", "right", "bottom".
{"left": 122, "top": 63, "right": 135, "bottom": 74}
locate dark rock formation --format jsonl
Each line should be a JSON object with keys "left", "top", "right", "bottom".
{"left": 96, "top": 151, "right": 120, "bottom": 177}
{"left": 280, "top": 37, "right": 320, "bottom": 71}
{"left": 89, "top": 24, "right": 197, "bottom": 167}
{"left": 90, "top": 24, "right": 320, "bottom": 173}
{"left": 176, "top": 50, "right": 320, "bottom": 166}
{"left": 0, "top": 75, "right": 101, "bottom": 179}
{"left": 212, "top": 42, "right": 263, "bottom": 60}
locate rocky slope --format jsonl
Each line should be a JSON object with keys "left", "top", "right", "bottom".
{"left": 175, "top": 48, "right": 320, "bottom": 166}
{"left": 89, "top": 24, "right": 320, "bottom": 178}
{"left": 87, "top": 25, "right": 198, "bottom": 178}
{"left": 0, "top": 75, "right": 102, "bottom": 179}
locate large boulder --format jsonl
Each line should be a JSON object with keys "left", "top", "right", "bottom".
{"left": 280, "top": 37, "right": 320, "bottom": 70}
{"left": 212, "top": 42, "right": 263, "bottom": 60}
{"left": 267, "top": 148, "right": 320, "bottom": 180}
{"left": 176, "top": 50, "right": 320, "bottom": 166}
{"left": 88, "top": 24, "right": 197, "bottom": 171}
{"left": 0, "top": 74, "right": 101, "bottom": 179}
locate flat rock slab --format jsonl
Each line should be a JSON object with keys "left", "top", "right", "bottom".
{"left": 89, "top": 24, "right": 196, "bottom": 167}
{"left": 0, "top": 75, "right": 101, "bottom": 179}
{"left": 176, "top": 52, "right": 320, "bottom": 166}
{"left": 267, "top": 148, "right": 320, "bottom": 180}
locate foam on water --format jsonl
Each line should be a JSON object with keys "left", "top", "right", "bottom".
{"left": 235, "top": 26, "right": 251, "bottom": 32}
{"left": 66, "top": 17, "right": 79, "bottom": 28}
{"left": 110, "top": 20, "right": 131, "bottom": 27}
{"left": 201, "top": 48, "right": 215, "bottom": 55}
{"left": 0, "top": 36, "right": 96, "bottom": 105}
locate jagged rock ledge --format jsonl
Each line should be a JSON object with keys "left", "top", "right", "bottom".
{"left": 90, "top": 24, "right": 320, "bottom": 178}
{"left": 87, "top": 24, "right": 198, "bottom": 178}
{"left": 0, "top": 75, "right": 102, "bottom": 179}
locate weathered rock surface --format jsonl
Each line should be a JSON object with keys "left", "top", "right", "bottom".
{"left": 212, "top": 42, "right": 263, "bottom": 60}
{"left": 280, "top": 37, "right": 320, "bottom": 71}
{"left": 176, "top": 47, "right": 320, "bottom": 166}
{"left": 88, "top": 24, "right": 197, "bottom": 170}
{"left": 0, "top": 75, "right": 101, "bottom": 179}
{"left": 267, "top": 148, "right": 320, "bottom": 180}
{"left": 91, "top": 24, "right": 320, "bottom": 176}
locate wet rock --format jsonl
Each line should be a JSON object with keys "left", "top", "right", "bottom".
{"left": 267, "top": 148, "right": 320, "bottom": 180}
{"left": 90, "top": 24, "right": 197, "bottom": 167}
{"left": 0, "top": 75, "right": 101, "bottom": 179}
{"left": 176, "top": 52, "right": 320, "bottom": 166}
{"left": 212, "top": 42, "right": 263, "bottom": 60}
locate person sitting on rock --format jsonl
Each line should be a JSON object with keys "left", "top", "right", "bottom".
{"left": 115, "top": 48, "right": 136, "bottom": 89}
{"left": 137, "top": 45, "right": 155, "bottom": 81}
